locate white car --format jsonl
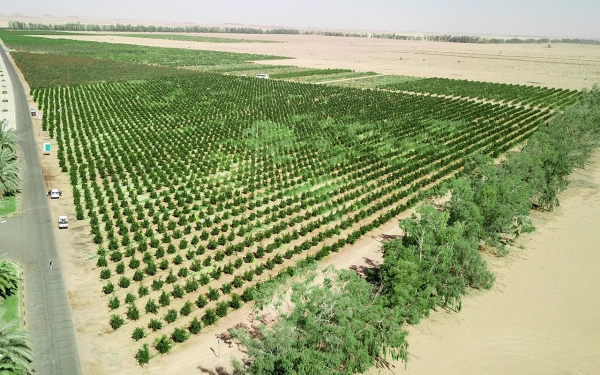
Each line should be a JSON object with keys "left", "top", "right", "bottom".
{"left": 48, "top": 189, "right": 62, "bottom": 199}
{"left": 58, "top": 216, "right": 69, "bottom": 229}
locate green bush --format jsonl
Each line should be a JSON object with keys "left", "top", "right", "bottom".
{"left": 109, "top": 314, "right": 124, "bottom": 330}
{"left": 180, "top": 301, "right": 193, "bottom": 316}
{"left": 159, "top": 291, "right": 170, "bottom": 307}
{"left": 188, "top": 317, "right": 202, "bottom": 334}
{"left": 138, "top": 285, "right": 149, "bottom": 298}
{"left": 207, "top": 287, "right": 220, "bottom": 301}
{"left": 119, "top": 276, "right": 131, "bottom": 289}
{"left": 145, "top": 298, "right": 159, "bottom": 314}
{"left": 196, "top": 294, "right": 208, "bottom": 308}
{"left": 202, "top": 308, "right": 218, "bottom": 326}
{"left": 124, "top": 293, "right": 136, "bottom": 304}
{"left": 108, "top": 296, "right": 120, "bottom": 310}
{"left": 127, "top": 303, "right": 140, "bottom": 321}
{"left": 215, "top": 301, "right": 229, "bottom": 317}
{"left": 102, "top": 281, "right": 114, "bottom": 295}
{"left": 132, "top": 327, "right": 145, "bottom": 341}
{"left": 229, "top": 293, "right": 243, "bottom": 309}
{"left": 171, "top": 327, "right": 190, "bottom": 343}
{"left": 135, "top": 344, "right": 150, "bottom": 366}
{"left": 148, "top": 318, "right": 163, "bottom": 331}
{"left": 154, "top": 334, "right": 173, "bottom": 354}
{"left": 100, "top": 269, "right": 111, "bottom": 280}
{"left": 164, "top": 309, "right": 178, "bottom": 324}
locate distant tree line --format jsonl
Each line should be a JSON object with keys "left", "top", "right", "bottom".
{"left": 8, "top": 21, "right": 598, "bottom": 45}
{"left": 7, "top": 21, "right": 299, "bottom": 35}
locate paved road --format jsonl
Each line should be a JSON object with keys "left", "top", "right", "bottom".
{"left": 0, "top": 46, "right": 82, "bottom": 375}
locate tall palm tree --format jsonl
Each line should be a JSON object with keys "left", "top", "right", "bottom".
{"left": 0, "top": 149, "right": 20, "bottom": 199}
{"left": 0, "top": 307, "right": 33, "bottom": 375}
{"left": 0, "top": 123, "right": 17, "bottom": 155}
{"left": 0, "top": 261, "right": 18, "bottom": 299}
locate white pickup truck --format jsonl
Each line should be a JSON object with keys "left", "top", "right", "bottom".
{"left": 58, "top": 216, "right": 69, "bottom": 229}
{"left": 47, "top": 189, "right": 62, "bottom": 199}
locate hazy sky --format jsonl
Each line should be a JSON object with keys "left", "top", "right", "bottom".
{"left": 3, "top": 0, "right": 599, "bottom": 38}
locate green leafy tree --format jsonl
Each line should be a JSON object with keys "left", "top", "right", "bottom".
{"left": 171, "top": 327, "right": 189, "bottom": 343}
{"left": 145, "top": 298, "right": 158, "bottom": 314}
{"left": 109, "top": 314, "right": 125, "bottom": 330}
{"left": 154, "top": 334, "right": 173, "bottom": 354}
{"left": 135, "top": 344, "right": 150, "bottom": 366}
{"left": 132, "top": 327, "right": 145, "bottom": 341}
{"left": 188, "top": 317, "right": 202, "bottom": 334}
{"left": 230, "top": 267, "right": 408, "bottom": 375}
{"left": 461, "top": 152, "right": 534, "bottom": 244}
{"left": 164, "top": 309, "right": 178, "bottom": 324}
{"left": 379, "top": 204, "right": 493, "bottom": 323}
{"left": 127, "top": 303, "right": 140, "bottom": 321}
{"left": 148, "top": 318, "right": 162, "bottom": 331}
{"left": 202, "top": 308, "right": 218, "bottom": 326}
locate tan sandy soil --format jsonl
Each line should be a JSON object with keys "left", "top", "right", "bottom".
{"left": 38, "top": 33, "right": 600, "bottom": 90}
{"left": 366, "top": 153, "right": 600, "bottom": 375}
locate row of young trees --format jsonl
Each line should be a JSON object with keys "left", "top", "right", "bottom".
{"left": 228, "top": 86, "right": 600, "bottom": 374}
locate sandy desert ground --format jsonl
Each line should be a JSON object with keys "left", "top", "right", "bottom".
{"left": 7, "top": 30, "right": 600, "bottom": 374}
{"left": 37, "top": 32, "right": 600, "bottom": 90}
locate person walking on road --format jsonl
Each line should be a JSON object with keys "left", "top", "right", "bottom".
{"left": 49, "top": 261, "right": 53, "bottom": 271}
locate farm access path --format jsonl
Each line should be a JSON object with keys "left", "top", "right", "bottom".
{"left": 0, "top": 43, "right": 82, "bottom": 375}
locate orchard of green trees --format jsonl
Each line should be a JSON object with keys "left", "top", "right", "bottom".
{"left": 229, "top": 86, "right": 600, "bottom": 375}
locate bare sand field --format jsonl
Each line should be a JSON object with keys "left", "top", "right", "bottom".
{"left": 39, "top": 33, "right": 600, "bottom": 90}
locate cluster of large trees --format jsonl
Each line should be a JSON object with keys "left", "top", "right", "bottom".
{"left": 229, "top": 86, "right": 600, "bottom": 374}
{"left": 0, "top": 123, "right": 19, "bottom": 200}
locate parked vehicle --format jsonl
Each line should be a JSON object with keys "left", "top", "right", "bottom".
{"left": 47, "top": 189, "right": 62, "bottom": 199}
{"left": 30, "top": 108, "right": 36, "bottom": 116}
{"left": 58, "top": 216, "right": 68, "bottom": 229}
{"left": 255, "top": 73, "right": 269, "bottom": 79}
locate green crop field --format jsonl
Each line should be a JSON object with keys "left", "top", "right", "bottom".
{"left": 0, "top": 31, "right": 288, "bottom": 69}
{"left": 31, "top": 71, "right": 569, "bottom": 362}
{"left": 12, "top": 52, "right": 202, "bottom": 88}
